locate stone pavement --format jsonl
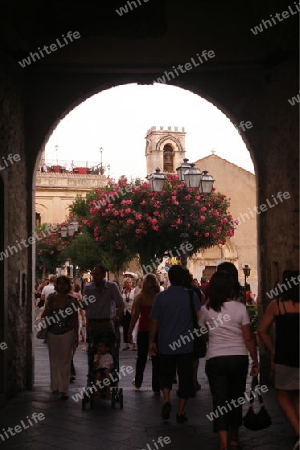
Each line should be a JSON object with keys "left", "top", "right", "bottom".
{"left": 0, "top": 335, "right": 295, "bottom": 450}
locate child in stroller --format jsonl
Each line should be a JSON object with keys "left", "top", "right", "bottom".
{"left": 93, "top": 339, "right": 114, "bottom": 400}
{"left": 82, "top": 325, "right": 123, "bottom": 409}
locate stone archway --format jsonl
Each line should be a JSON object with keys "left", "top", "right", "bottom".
{"left": 0, "top": 0, "right": 298, "bottom": 396}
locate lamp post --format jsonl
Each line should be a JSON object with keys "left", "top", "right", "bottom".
{"left": 99, "top": 147, "right": 105, "bottom": 175}
{"left": 149, "top": 160, "right": 215, "bottom": 269}
{"left": 242, "top": 264, "right": 251, "bottom": 303}
{"left": 60, "top": 221, "right": 79, "bottom": 276}
{"left": 55, "top": 144, "right": 59, "bottom": 166}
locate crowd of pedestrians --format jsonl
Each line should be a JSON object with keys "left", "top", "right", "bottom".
{"left": 35, "top": 263, "right": 299, "bottom": 450}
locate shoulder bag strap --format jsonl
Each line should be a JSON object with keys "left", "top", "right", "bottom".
{"left": 250, "top": 375, "right": 264, "bottom": 405}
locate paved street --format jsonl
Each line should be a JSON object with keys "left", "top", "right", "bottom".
{"left": 0, "top": 334, "right": 295, "bottom": 450}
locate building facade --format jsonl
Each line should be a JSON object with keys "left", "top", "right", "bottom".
{"left": 35, "top": 149, "right": 107, "bottom": 224}
{"left": 192, "top": 154, "right": 257, "bottom": 293}
{"left": 35, "top": 171, "right": 107, "bottom": 224}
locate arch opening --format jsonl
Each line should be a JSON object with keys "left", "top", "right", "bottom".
{"left": 32, "top": 82, "right": 258, "bottom": 387}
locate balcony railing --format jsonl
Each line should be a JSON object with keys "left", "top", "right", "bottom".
{"left": 38, "top": 159, "right": 107, "bottom": 175}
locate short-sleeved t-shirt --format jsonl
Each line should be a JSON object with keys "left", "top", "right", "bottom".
{"left": 83, "top": 281, "right": 123, "bottom": 319}
{"left": 150, "top": 286, "right": 201, "bottom": 355}
{"left": 94, "top": 353, "right": 114, "bottom": 369}
{"left": 42, "top": 283, "right": 55, "bottom": 299}
{"left": 199, "top": 301, "right": 250, "bottom": 359}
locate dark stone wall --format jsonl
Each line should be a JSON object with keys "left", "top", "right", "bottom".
{"left": 256, "top": 57, "right": 299, "bottom": 384}
{"left": 0, "top": 56, "right": 32, "bottom": 401}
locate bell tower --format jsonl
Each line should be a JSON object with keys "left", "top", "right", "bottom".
{"left": 145, "top": 126, "right": 187, "bottom": 176}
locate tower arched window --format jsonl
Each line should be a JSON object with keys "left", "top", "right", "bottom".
{"left": 36, "top": 212, "right": 41, "bottom": 227}
{"left": 163, "top": 144, "right": 174, "bottom": 172}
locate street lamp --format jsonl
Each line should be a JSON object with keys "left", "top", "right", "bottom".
{"left": 149, "top": 168, "right": 166, "bottom": 192}
{"left": 176, "top": 160, "right": 215, "bottom": 194}
{"left": 200, "top": 170, "right": 215, "bottom": 194}
{"left": 59, "top": 221, "right": 79, "bottom": 276}
{"left": 99, "top": 147, "right": 105, "bottom": 175}
{"left": 55, "top": 144, "right": 59, "bottom": 165}
{"left": 176, "top": 158, "right": 191, "bottom": 181}
{"left": 183, "top": 163, "right": 202, "bottom": 189}
{"left": 242, "top": 264, "right": 251, "bottom": 303}
{"left": 60, "top": 226, "right": 68, "bottom": 238}
{"left": 60, "top": 221, "right": 78, "bottom": 238}
{"left": 242, "top": 264, "right": 251, "bottom": 285}
{"left": 70, "top": 220, "right": 79, "bottom": 233}
{"left": 148, "top": 159, "right": 215, "bottom": 269}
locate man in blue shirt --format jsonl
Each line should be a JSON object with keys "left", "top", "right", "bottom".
{"left": 149, "top": 265, "right": 201, "bottom": 423}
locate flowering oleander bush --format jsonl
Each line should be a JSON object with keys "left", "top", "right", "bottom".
{"left": 35, "top": 223, "right": 70, "bottom": 275}
{"left": 87, "top": 175, "right": 236, "bottom": 265}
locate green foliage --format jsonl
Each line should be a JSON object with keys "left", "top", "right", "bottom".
{"left": 60, "top": 230, "right": 110, "bottom": 272}
{"left": 247, "top": 305, "right": 258, "bottom": 332}
{"left": 70, "top": 192, "right": 97, "bottom": 219}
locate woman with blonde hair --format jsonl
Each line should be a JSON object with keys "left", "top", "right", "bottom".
{"left": 129, "top": 273, "right": 160, "bottom": 393}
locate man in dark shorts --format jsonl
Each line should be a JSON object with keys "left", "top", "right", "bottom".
{"left": 149, "top": 265, "right": 201, "bottom": 423}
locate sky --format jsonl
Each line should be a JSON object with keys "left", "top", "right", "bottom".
{"left": 44, "top": 83, "right": 254, "bottom": 180}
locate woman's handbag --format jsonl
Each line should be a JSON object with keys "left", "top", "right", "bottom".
{"left": 243, "top": 376, "right": 272, "bottom": 430}
{"left": 188, "top": 289, "right": 207, "bottom": 358}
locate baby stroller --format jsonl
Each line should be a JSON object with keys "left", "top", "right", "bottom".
{"left": 82, "top": 321, "right": 123, "bottom": 410}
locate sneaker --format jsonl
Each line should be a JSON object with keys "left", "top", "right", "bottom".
{"left": 176, "top": 413, "right": 188, "bottom": 424}
{"left": 161, "top": 402, "right": 171, "bottom": 420}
